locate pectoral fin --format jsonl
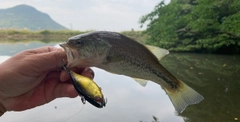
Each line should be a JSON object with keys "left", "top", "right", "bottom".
{"left": 145, "top": 45, "right": 169, "bottom": 60}
{"left": 133, "top": 78, "right": 149, "bottom": 87}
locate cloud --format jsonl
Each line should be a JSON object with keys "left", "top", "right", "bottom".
{"left": 0, "top": 0, "right": 170, "bottom": 31}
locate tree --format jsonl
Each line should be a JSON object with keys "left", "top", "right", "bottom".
{"left": 140, "top": 0, "right": 240, "bottom": 54}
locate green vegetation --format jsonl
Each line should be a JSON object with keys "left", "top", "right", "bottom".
{"left": 121, "top": 30, "right": 148, "bottom": 44}
{"left": 0, "top": 29, "right": 147, "bottom": 43}
{"left": 140, "top": 0, "right": 240, "bottom": 54}
{"left": 0, "top": 29, "right": 89, "bottom": 42}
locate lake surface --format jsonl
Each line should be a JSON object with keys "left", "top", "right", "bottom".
{"left": 0, "top": 41, "right": 239, "bottom": 122}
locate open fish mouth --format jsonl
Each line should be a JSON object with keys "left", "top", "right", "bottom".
{"left": 59, "top": 43, "right": 74, "bottom": 60}
{"left": 59, "top": 43, "right": 80, "bottom": 67}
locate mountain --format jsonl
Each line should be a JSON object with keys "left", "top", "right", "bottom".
{"left": 0, "top": 4, "right": 67, "bottom": 30}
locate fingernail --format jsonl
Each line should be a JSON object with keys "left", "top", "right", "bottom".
{"left": 83, "top": 68, "right": 94, "bottom": 79}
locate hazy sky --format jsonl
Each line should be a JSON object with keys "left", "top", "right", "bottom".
{"left": 0, "top": 0, "right": 170, "bottom": 31}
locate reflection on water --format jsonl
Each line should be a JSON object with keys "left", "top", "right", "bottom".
{"left": 0, "top": 41, "right": 239, "bottom": 122}
{"left": 0, "top": 41, "right": 57, "bottom": 56}
{"left": 160, "top": 53, "right": 240, "bottom": 122}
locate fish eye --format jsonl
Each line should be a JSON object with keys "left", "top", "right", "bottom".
{"left": 76, "top": 40, "right": 83, "bottom": 45}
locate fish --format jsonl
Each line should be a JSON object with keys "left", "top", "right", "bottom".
{"left": 62, "top": 65, "right": 106, "bottom": 108}
{"left": 59, "top": 31, "right": 204, "bottom": 113}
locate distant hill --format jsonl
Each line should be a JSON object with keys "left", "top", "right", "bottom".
{"left": 0, "top": 4, "right": 67, "bottom": 30}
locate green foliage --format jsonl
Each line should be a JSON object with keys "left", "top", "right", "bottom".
{"left": 140, "top": 0, "right": 240, "bottom": 54}
{"left": 121, "top": 30, "right": 148, "bottom": 43}
{"left": 39, "top": 30, "right": 51, "bottom": 35}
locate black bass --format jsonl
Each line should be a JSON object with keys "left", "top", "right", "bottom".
{"left": 60, "top": 31, "right": 204, "bottom": 113}
{"left": 63, "top": 65, "right": 106, "bottom": 108}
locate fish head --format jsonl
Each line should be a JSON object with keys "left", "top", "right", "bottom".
{"left": 60, "top": 32, "right": 112, "bottom": 68}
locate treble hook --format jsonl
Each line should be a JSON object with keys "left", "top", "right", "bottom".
{"left": 81, "top": 96, "right": 86, "bottom": 104}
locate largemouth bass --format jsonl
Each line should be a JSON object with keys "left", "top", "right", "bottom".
{"left": 60, "top": 31, "right": 204, "bottom": 113}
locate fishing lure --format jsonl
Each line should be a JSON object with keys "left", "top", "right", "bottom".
{"left": 62, "top": 65, "right": 106, "bottom": 108}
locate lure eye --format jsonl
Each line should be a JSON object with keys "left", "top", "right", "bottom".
{"left": 96, "top": 98, "right": 102, "bottom": 103}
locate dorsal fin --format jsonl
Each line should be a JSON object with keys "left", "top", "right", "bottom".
{"left": 145, "top": 45, "right": 169, "bottom": 60}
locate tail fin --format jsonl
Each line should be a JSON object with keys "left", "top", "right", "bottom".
{"left": 164, "top": 80, "right": 204, "bottom": 113}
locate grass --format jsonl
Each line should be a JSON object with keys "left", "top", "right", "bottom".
{"left": 0, "top": 29, "right": 90, "bottom": 42}
{"left": 0, "top": 29, "right": 148, "bottom": 43}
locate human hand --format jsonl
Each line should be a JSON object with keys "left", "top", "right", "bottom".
{"left": 0, "top": 46, "right": 94, "bottom": 116}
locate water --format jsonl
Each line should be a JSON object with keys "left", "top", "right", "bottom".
{"left": 0, "top": 41, "right": 239, "bottom": 122}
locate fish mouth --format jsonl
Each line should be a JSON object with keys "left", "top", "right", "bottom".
{"left": 59, "top": 43, "right": 78, "bottom": 67}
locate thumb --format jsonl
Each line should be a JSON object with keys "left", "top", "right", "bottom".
{"left": 53, "top": 83, "right": 78, "bottom": 98}
{"left": 33, "top": 47, "right": 67, "bottom": 71}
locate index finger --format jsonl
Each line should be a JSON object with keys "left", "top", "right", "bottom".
{"left": 31, "top": 46, "right": 68, "bottom": 71}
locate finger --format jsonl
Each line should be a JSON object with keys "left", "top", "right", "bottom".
{"left": 54, "top": 83, "right": 78, "bottom": 98}
{"left": 70, "top": 67, "right": 86, "bottom": 74}
{"left": 35, "top": 47, "right": 67, "bottom": 71}
{"left": 81, "top": 68, "right": 95, "bottom": 79}
{"left": 47, "top": 71, "right": 61, "bottom": 78}
{"left": 60, "top": 70, "right": 71, "bottom": 82}
{"left": 60, "top": 67, "right": 95, "bottom": 82}
{"left": 29, "top": 46, "right": 63, "bottom": 54}
{"left": 59, "top": 68, "right": 84, "bottom": 82}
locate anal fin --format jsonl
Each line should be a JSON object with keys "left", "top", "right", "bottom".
{"left": 133, "top": 78, "right": 149, "bottom": 87}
